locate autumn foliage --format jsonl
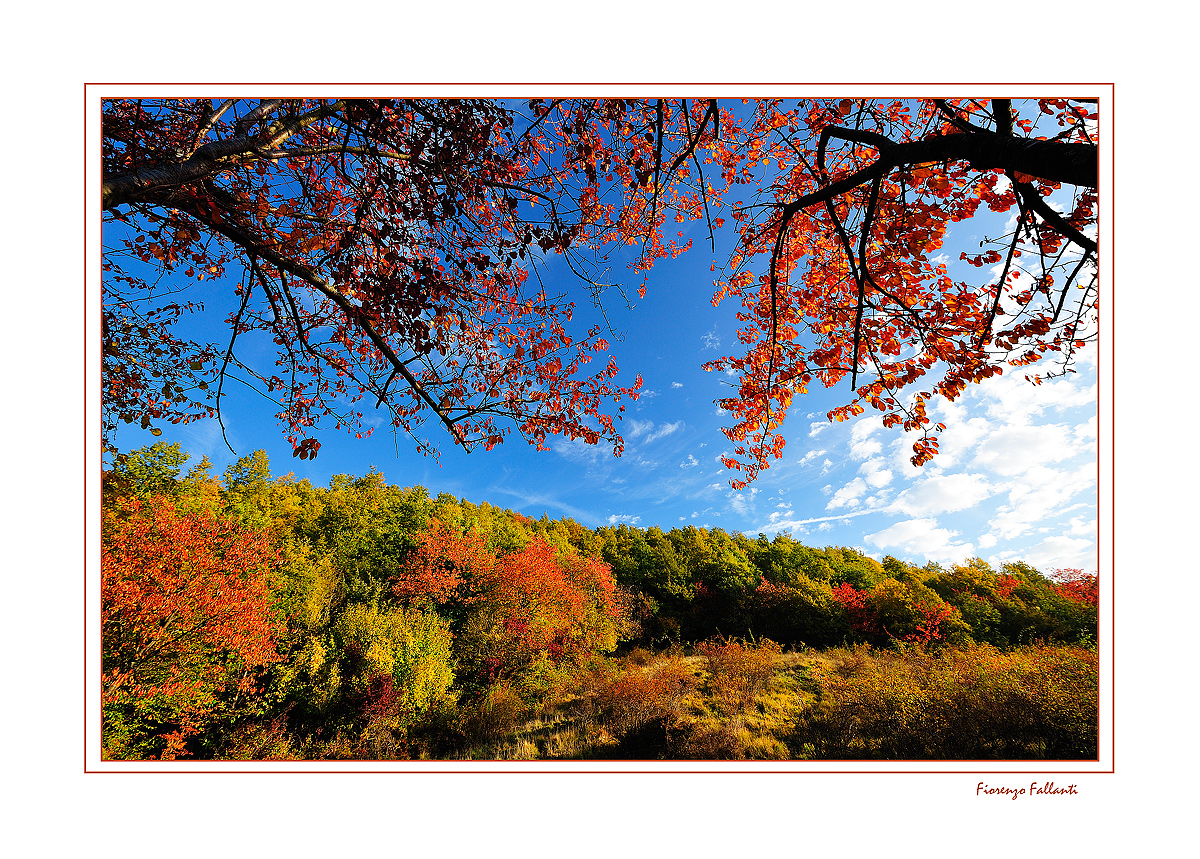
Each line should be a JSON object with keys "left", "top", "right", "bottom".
{"left": 101, "top": 98, "right": 717, "bottom": 461}
{"left": 101, "top": 496, "right": 283, "bottom": 759}
{"left": 391, "top": 518, "right": 492, "bottom": 606}
{"left": 1051, "top": 567, "right": 1100, "bottom": 608}
{"left": 102, "top": 97, "right": 1098, "bottom": 485}
{"left": 704, "top": 98, "right": 1098, "bottom": 484}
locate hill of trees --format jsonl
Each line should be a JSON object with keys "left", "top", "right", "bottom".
{"left": 100, "top": 443, "right": 1098, "bottom": 761}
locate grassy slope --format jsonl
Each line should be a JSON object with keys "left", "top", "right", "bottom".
{"left": 435, "top": 642, "right": 1098, "bottom": 762}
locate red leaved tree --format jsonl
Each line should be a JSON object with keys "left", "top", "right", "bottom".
{"left": 459, "top": 538, "right": 626, "bottom": 681}
{"left": 706, "top": 97, "right": 1098, "bottom": 485}
{"left": 1050, "top": 567, "right": 1099, "bottom": 608}
{"left": 391, "top": 517, "right": 493, "bottom": 605}
{"left": 101, "top": 98, "right": 723, "bottom": 460}
{"left": 101, "top": 496, "right": 284, "bottom": 759}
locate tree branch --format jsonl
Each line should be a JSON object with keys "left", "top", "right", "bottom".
{"left": 782, "top": 125, "right": 1096, "bottom": 226}
{"left": 184, "top": 206, "right": 466, "bottom": 446}
{"left": 1009, "top": 176, "right": 1098, "bottom": 254}
{"left": 103, "top": 100, "right": 347, "bottom": 211}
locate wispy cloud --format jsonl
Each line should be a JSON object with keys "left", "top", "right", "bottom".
{"left": 489, "top": 487, "right": 597, "bottom": 525}
{"left": 728, "top": 487, "right": 758, "bottom": 517}
{"left": 626, "top": 419, "right": 654, "bottom": 439}
{"left": 647, "top": 421, "right": 683, "bottom": 443}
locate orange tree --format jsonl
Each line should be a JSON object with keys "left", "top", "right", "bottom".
{"left": 102, "top": 97, "right": 1098, "bottom": 482}
{"left": 394, "top": 519, "right": 627, "bottom": 686}
{"left": 100, "top": 495, "right": 284, "bottom": 759}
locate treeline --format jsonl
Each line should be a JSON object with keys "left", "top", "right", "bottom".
{"left": 100, "top": 444, "right": 1098, "bottom": 761}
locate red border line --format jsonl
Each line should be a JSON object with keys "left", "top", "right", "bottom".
{"left": 86, "top": 87, "right": 1115, "bottom": 774}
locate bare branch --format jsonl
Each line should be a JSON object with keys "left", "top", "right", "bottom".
{"left": 1009, "top": 176, "right": 1098, "bottom": 254}
{"left": 190, "top": 99, "right": 236, "bottom": 154}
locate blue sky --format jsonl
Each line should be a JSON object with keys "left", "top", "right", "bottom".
{"left": 108, "top": 139, "right": 1099, "bottom": 574}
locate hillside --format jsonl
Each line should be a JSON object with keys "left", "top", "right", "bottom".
{"left": 99, "top": 444, "right": 1099, "bottom": 761}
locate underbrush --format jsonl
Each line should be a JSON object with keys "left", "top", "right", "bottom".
{"left": 434, "top": 639, "right": 1097, "bottom": 761}
{"left": 796, "top": 643, "right": 1098, "bottom": 759}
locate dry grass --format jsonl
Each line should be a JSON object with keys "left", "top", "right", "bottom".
{"left": 437, "top": 641, "right": 1097, "bottom": 761}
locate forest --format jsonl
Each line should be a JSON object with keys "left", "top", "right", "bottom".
{"left": 100, "top": 443, "right": 1099, "bottom": 762}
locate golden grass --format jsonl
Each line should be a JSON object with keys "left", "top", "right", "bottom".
{"left": 439, "top": 641, "right": 1097, "bottom": 761}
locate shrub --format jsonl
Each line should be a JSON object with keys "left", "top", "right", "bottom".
{"left": 593, "top": 655, "right": 699, "bottom": 736}
{"left": 332, "top": 603, "right": 456, "bottom": 727}
{"left": 795, "top": 644, "right": 1098, "bottom": 759}
{"left": 696, "top": 637, "right": 782, "bottom": 715}
{"left": 461, "top": 681, "right": 529, "bottom": 745}
{"left": 101, "top": 496, "right": 284, "bottom": 760}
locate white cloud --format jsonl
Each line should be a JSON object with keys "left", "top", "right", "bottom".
{"left": 967, "top": 368, "right": 1096, "bottom": 427}
{"left": 972, "top": 423, "right": 1080, "bottom": 477}
{"left": 848, "top": 418, "right": 882, "bottom": 459}
{"left": 626, "top": 419, "right": 654, "bottom": 439}
{"left": 1065, "top": 515, "right": 1095, "bottom": 538}
{"left": 864, "top": 518, "right": 975, "bottom": 565}
{"left": 554, "top": 436, "right": 607, "bottom": 465}
{"left": 858, "top": 457, "right": 893, "bottom": 488}
{"left": 988, "top": 462, "right": 1096, "bottom": 540}
{"left": 624, "top": 418, "right": 683, "bottom": 447}
{"left": 645, "top": 420, "right": 683, "bottom": 443}
{"left": 728, "top": 487, "right": 759, "bottom": 517}
{"left": 1073, "top": 415, "right": 1098, "bottom": 453}
{"left": 828, "top": 477, "right": 868, "bottom": 510}
{"left": 921, "top": 412, "right": 993, "bottom": 471}
{"left": 798, "top": 448, "right": 827, "bottom": 467}
{"left": 671, "top": 381, "right": 683, "bottom": 388}
{"left": 893, "top": 472, "right": 995, "bottom": 516}
{"left": 680, "top": 454, "right": 699, "bottom": 468}
{"left": 995, "top": 534, "right": 1095, "bottom": 571}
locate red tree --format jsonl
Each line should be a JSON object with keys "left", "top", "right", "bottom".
{"left": 831, "top": 582, "right": 881, "bottom": 639}
{"left": 463, "top": 538, "right": 625, "bottom": 680}
{"left": 1050, "top": 567, "right": 1099, "bottom": 608}
{"left": 705, "top": 97, "right": 1098, "bottom": 484}
{"left": 391, "top": 518, "right": 493, "bottom": 605}
{"left": 101, "top": 496, "right": 284, "bottom": 759}
{"left": 102, "top": 98, "right": 721, "bottom": 460}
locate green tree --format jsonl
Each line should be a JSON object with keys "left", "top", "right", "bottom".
{"left": 106, "top": 441, "right": 189, "bottom": 497}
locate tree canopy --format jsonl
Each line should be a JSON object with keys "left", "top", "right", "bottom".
{"left": 101, "top": 97, "right": 1098, "bottom": 483}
